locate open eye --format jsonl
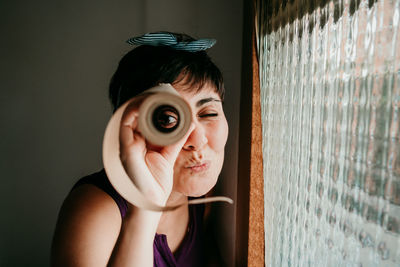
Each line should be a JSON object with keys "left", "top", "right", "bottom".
{"left": 152, "top": 105, "right": 180, "bottom": 133}
{"left": 158, "top": 112, "right": 178, "bottom": 127}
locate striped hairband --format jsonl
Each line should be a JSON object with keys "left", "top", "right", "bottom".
{"left": 126, "top": 32, "right": 216, "bottom": 52}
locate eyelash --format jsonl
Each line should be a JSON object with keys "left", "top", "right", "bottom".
{"left": 199, "top": 113, "right": 218, "bottom": 118}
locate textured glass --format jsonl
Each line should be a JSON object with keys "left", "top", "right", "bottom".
{"left": 258, "top": 0, "right": 400, "bottom": 266}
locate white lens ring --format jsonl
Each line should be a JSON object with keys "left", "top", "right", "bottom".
{"left": 138, "top": 92, "right": 192, "bottom": 146}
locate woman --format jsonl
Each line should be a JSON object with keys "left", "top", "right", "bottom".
{"left": 51, "top": 32, "right": 229, "bottom": 267}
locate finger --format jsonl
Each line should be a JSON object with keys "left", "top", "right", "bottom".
{"left": 132, "top": 129, "right": 145, "bottom": 143}
{"left": 120, "top": 93, "right": 154, "bottom": 129}
{"left": 120, "top": 113, "right": 145, "bottom": 149}
{"left": 120, "top": 103, "right": 139, "bottom": 127}
{"left": 120, "top": 124, "right": 134, "bottom": 149}
{"left": 160, "top": 123, "right": 195, "bottom": 164}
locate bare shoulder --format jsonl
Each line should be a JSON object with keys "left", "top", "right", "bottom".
{"left": 51, "top": 184, "right": 122, "bottom": 267}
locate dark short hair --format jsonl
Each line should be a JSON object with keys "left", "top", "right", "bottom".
{"left": 109, "top": 33, "right": 225, "bottom": 111}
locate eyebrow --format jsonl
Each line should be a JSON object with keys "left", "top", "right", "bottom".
{"left": 196, "top": 97, "right": 222, "bottom": 108}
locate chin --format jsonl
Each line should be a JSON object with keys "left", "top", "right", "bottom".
{"left": 175, "top": 177, "right": 218, "bottom": 197}
{"left": 188, "top": 190, "right": 210, "bottom": 198}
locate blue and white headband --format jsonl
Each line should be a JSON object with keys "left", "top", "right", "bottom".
{"left": 126, "top": 32, "right": 216, "bottom": 52}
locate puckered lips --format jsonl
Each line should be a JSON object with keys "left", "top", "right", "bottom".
{"left": 185, "top": 160, "right": 210, "bottom": 173}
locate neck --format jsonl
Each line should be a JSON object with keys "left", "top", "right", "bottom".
{"left": 166, "top": 190, "right": 187, "bottom": 206}
{"left": 156, "top": 191, "right": 188, "bottom": 235}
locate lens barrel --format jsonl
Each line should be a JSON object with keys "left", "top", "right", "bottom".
{"left": 138, "top": 84, "right": 192, "bottom": 146}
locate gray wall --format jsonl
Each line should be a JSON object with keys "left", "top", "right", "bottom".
{"left": 0, "top": 0, "right": 242, "bottom": 266}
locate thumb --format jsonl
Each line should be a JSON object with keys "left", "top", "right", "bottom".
{"left": 159, "top": 123, "right": 195, "bottom": 164}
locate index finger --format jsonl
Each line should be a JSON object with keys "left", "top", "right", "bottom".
{"left": 120, "top": 94, "right": 150, "bottom": 126}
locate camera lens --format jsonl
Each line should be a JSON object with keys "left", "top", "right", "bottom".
{"left": 152, "top": 105, "right": 180, "bottom": 133}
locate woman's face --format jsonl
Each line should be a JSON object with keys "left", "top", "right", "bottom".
{"left": 171, "top": 81, "right": 228, "bottom": 197}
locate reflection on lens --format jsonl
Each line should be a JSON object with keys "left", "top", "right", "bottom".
{"left": 152, "top": 105, "right": 180, "bottom": 133}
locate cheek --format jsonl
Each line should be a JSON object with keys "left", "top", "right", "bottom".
{"left": 172, "top": 118, "right": 228, "bottom": 196}
{"left": 207, "top": 119, "right": 229, "bottom": 152}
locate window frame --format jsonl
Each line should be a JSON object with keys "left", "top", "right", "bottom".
{"left": 236, "top": 0, "right": 264, "bottom": 265}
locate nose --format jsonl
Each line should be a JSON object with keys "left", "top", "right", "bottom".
{"left": 183, "top": 122, "right": 208, "bottom": 151}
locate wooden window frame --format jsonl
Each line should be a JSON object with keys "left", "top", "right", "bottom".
{"left": 236, "top": 0, "right": 264, "bottom": 266}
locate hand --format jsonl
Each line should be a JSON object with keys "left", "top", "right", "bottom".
{"left": 119, "top": 96, "right": 193, "bottom": 206}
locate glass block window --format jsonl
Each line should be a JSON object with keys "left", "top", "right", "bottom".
{"left": 258, "top": 0, "right": 400, "bottom": 265}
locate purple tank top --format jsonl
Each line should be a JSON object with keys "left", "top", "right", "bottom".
{"left": 73, "top": 170, "right": 205, "bottom": 267}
